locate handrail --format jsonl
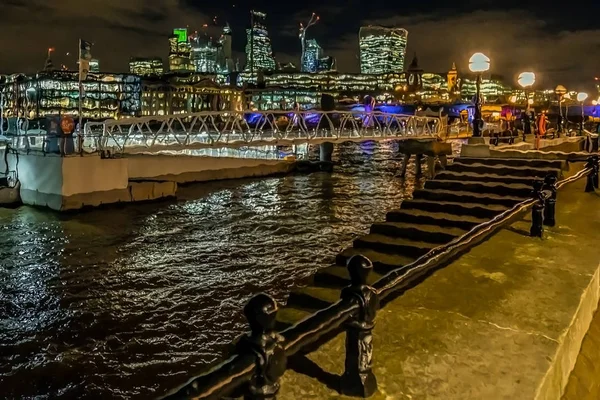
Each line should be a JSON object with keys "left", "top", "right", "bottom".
{"left": 161, "top": 157, "right": 598, "bottom": 400}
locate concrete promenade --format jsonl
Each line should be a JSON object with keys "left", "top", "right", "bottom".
{"left": 278, "top": 177, "right": 600, "bottom": 399}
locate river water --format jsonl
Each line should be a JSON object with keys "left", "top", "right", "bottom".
{"left": 0, "top": 142, "right": 423, "bottom": 399}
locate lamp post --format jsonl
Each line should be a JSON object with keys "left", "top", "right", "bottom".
{"left": 468, "top": 52, "right": 490, "bottom": 137}
{"left": 577, "top": 92, "right": 588, "bottom": 135}
{"left": 518, "top": 72, "right": 536, "bottom": 111}
{"left": 517, "top": 72, "right": 535, "bottom": 141}
{"left": 554, "top": 85, "right": 567, "bottom": 136}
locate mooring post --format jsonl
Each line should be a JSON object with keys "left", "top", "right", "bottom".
{"left": 543, "top": 174, "right": 557, "bottom": 227}
{"left": 585, "top": 156, "right": 597, "bottom": 192}
{"left": 237, "top": 294, "right": 287, "bottom": 400}
{"left": 530, "top": 180, "right": 545, "bottom": 238}
{"left": 340, "top": 255, "right": 379, "bottom": 398}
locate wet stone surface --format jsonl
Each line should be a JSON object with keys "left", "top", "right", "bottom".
{"left": 279, "top": 178, "right": 600, "bottom": 399}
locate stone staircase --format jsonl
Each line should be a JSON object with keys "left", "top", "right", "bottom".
{"left": 275, "top": 157, "right": 564, "bottom": 329}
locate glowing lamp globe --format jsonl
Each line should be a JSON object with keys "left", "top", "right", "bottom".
{"left": 593, "top": 100, "right": 598, "bottom": 106}
{"left": 528, "top": 99, "right": 534, "bottom": 105}
{"left": 517, "top": 72, "right": 535, "bottom": 88}
{"left": 509, "top": 95, "right": 517, "bottom": 103}
{"left": 577, "top": 92, "right": 588, "bottom": 102}
{"left": 554, "top": 85, "right": 567, "bottom": 96}
{"left": 468, "top": 52, "right": 490, "bottom": 73}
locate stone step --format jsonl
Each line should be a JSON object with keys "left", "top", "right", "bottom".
{"left": 412, "top": 188, "right": 525, "bottom": 207}
{"left": 386, "top": 209, "right": 488, "bottom": 230}
{"left": 455, "top": 157, "right": 564, "bottom": 170}
{"left": 446, "top": 162, "right": 560, "bottom": 178}
{"left": 400, "top": 199, "right": 509, "bottom": 219}
{"left": 335, "top": 247, "right": 416, "bottom": 274}
{"left": 313, "top": 265, "right": 383, "bottom": 289}
{"left": 424, "top": 180, "right": 532, "bottom": 198}
{"left": 285, "top": 285, "right": 342, "bottom": 312}
{"left": 353, "top": 233, "right": 437, "bottom": 258}
{"left": 434, "top": 170, "right": 541, "bottom": 186}
{"left": 370, "top": 221, "right": 467, "bottom": 244}
{"left": 275, "top": 306, "right": 315, "bottom": 330}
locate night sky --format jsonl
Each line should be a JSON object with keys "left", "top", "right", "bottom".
{"left": 2, "top": 0, "right": 600, "bottom": 89}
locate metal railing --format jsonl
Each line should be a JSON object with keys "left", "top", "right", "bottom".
{"left": 160, "top": 157, "right": 598, "bottom": 399}
{"left": 83, "top": 110, "right": 442, "bottom": 155}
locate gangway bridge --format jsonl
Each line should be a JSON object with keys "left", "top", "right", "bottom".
{"left": 81, "top": 110, "right": 443, "bottom": 155}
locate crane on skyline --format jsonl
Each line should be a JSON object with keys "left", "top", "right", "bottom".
{"left": 299, "top": 13, "right": 319, "bottom": 72}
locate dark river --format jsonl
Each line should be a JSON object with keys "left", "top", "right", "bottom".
{"left": 0, "top": 142, "right": 424, "bottom": 399}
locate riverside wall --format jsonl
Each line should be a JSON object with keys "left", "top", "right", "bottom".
{"left": 3, "top": 152, "right": 293, "bottom": 211}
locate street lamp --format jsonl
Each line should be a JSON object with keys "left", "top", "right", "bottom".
{"left": 554, "top": 85, "right": 567, "bottom": 136}
{"left": 577, "top": 92, "right": 588, "bottom": 135}
{"left": 469, "top": 52, "right": 490, "bottom": 137}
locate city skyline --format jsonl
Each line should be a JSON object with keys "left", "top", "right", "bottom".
{"left": 1, "top": 0, "right": 600, "bottom": 88}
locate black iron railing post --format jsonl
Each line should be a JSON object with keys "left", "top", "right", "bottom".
{"left": 543, "top": 174, "right": 557, "bottom": 227}
{"left": 237, "top": 293, "right": 287, "bottom": 400}
{"left": 585, "top": 156, "right": 597, "bottom": 192}
{"left": 340, "top": 255, "right": 379, "bottom": 397}
{"left": 530, "top": 180, "right": 545, "bottom": 237}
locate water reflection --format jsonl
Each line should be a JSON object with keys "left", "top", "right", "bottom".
{"left": 0, "top": 142, "right": 423, "bottom": 398}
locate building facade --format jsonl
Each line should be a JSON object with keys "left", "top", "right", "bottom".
{"left": 129, "top": 57, "right": 164, "bottom": 76}
{"left": 245, "top": 11, "right": 276, "bottom": 73}
{"left": 1, "top": 71, "right": 141, "bottom": 120}
{"left": 359, "top": 26, "right": 408, "bottom": 74}
{"left": 140, "top": 73, "right": 242, "bottom": 116}
{"left": 90, "top": 59, "right": 100, "bottom": 73}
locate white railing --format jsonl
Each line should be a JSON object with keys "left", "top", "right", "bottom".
{"left": 83, "top": 110, "right": 442, "bottom": 154}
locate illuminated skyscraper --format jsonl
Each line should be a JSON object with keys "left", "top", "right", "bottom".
{"left": 359, "top": 26, "right": 408, "bottom": 74}
{"left": 301, "top": 39, "right": 322, "bottom": 73}
{"left": 169, "top": 28, "right": 193, "bottom": 72}
{"left": 245, "top": 11, "right": 276, "bottom": 73}
{"left": 190, "top": 35, "right": 219, "bottom": 73}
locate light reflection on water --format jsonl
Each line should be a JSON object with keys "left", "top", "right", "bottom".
{"left": 0, "top": 142, "right": 424, "bottom": 399}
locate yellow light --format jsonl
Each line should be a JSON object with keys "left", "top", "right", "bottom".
{"left": 509, "top": 95, "right": 517, "bottom": 103}
{"left": 528, "top": 99, "right": 534, "bottom": 105}
{"left": 593, "top": 100, "right": 598, "bottom": 106}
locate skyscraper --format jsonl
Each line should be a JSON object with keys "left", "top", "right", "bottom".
{"left": 190, "top": 35, "right": 219, "bottom": 73}
{"left": 302, "top": 39, "right": 322, "bottom": 73}
{"left": 245, "top": 11, "right": 276, "bottom": 73}
{"left": 169, "top": 28, "right": 193, "bottom": 72}
{"left": 359, "top": 26, "right": 408, "bottom": 74}
{"left": 219, "top": 23, "right": 234, "bottom": 72}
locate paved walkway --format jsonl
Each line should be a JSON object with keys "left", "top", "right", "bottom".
{"left": 278, "top": 177, "right": 600, "bottom": 399}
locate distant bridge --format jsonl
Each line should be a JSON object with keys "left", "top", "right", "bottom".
{"left": 82, "top": 110, "right": 443, "bottom": 155}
